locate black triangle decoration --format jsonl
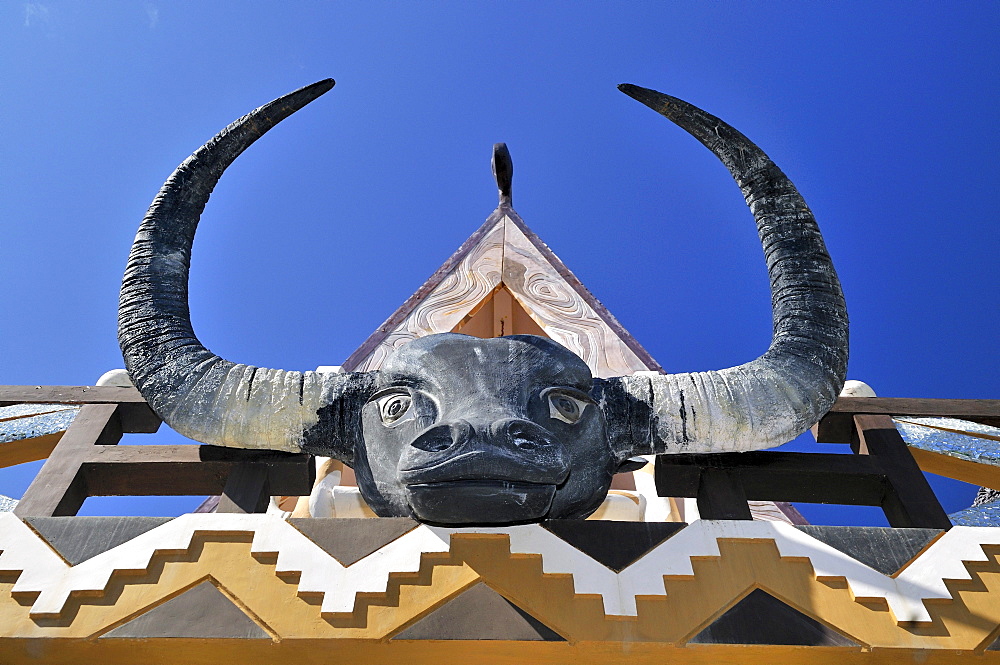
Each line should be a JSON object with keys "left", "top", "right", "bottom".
{"left": 393, "top": 583, "right": 564, "bottom": 641}
{"left": 26, "top": 516, "right": 174, "bottom": 565}
{"left": 541, "top": 519, "right": 686, "bottom": 571}
{"left": 288, "top": 517, "right": 419, "bottom": 566}
{"left": 795, "top": 526, "right": 942, "bottom": 575}
{"left": 101, "top": 580, "right": 269, "bottom": 639}
{"left": 688, "top": 588, "right": 858, "bottom": 646}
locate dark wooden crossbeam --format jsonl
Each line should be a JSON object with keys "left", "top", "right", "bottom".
{"left": 0, "top": 384, "right": 148, "bottom": 403}
{"left": 817, "top": 396, "right": 1000, "bottom": 443}
{"left": 15, "top": 404, "right": 125, "bottom": 516}
{"left": 8, "top": 387, "right": 314, "bottom": 517}
{"left": 656, "top": 406, "right": 959, "bottom": 529}
{"left": 83, "top": 446, "right": 312, "bottom": 497}
{"left": 852, "top": 414, "right": 952, "bottom": 528}
{"left": 0, "top": 385, "right": 161, "bottom": 432}
{"left": 656, "top": 451, "right": 888, "bottom": 505}
{"left": 217, "top": 464, "right": 272, "bottom": 513}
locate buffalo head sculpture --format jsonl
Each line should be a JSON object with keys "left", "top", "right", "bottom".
{"left": 361, "top": 333, "right": 617, "bottom": 523}
{"left": 119, "top": 79, "right": 848, "bottom": 525}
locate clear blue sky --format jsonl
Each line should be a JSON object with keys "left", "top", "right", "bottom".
{"left": 2, "top": 3, "right": 997, "bottom": 523}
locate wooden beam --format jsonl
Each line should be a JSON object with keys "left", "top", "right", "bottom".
{"left": 82, "top": 446, "right": 313, "bottom": 497}
{"left": 217, "top": 464, "right": 271, "bottom": 513}
{"left": 654, "top": 457, "right": 701, "bottom": 496}
{"left": 655, "top": 451, "right": 889, "bottom": 507}
{"left": 7, "top": 385, "right": 310, "bottom": 514}
{"left": 0, "top": 385, "right": 160, "bottom": 434}
{"left": 14, "top": 403, "right": 122, "bottom": 517}
{"left": 656, "top": 435, "right": 951, "bottom": 528}
{"left": 0, "top": 385, "right": 146, "bottom": 405}
{"left": 907, "top": 446, "right": 1000, "bottom": 491}
{"left": 493, "top": 287, "right": 513, "bottom": 337}
{"left": 853, "top": 414, "right": 952, "bottom": 529}
{"left": 0, "top": 433, "right": 61, "bottom": 469}
{"left": 817, "top": 397, "right": 1000, "bottom": 443}
{"left": 696, "top": 468, "right": 752, "bottom": 520}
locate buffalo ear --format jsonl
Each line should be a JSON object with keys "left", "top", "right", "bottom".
{"left": 616, "top": 457, "right": 648, "bottom": 473}
{"left": 592, "top": 376, "right": 656, "bottom": 461}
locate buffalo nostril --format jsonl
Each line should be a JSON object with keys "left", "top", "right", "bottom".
{"left": 411, "top": 421, "right": 471, "bottom": 454}
{"left": 505, "top": 422, "right": 544, "bottom": 450}
{"left": 411, "top": 426, "right": 455, "bottom": 453}
{"left": 511, "top": 436, "right": 537, "bottom": 450}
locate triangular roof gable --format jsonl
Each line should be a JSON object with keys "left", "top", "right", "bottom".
{"left": 342, "top": 203, "right": 662, "bottom": 378}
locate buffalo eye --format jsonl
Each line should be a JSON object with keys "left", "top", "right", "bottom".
{"left": 375, "top": 390, "right": 413, "bottom": 426}
{"left": 544, "top": 389, "right": 590, "bottom": 424}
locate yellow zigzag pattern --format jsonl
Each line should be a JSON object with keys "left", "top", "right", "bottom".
{"left": 2, "top": 531, "right": 1000, "bottom": 652}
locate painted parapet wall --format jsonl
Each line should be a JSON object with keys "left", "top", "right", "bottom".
{"left": 1, "top": 514, "right": 1000, "bottom": 664}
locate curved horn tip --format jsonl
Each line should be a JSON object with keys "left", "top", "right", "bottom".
{"left": 618, "top": 83, "right": 670, "bottom": 109}
{"left": 285, "top": 78, "right": 336, "bottom": 104}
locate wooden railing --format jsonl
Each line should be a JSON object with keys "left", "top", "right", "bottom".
{"left": 3, "top": 386, "right": 997, "bottom": 524}
{"left": 1, "top": 386, "right": 314, "bottom": 517}
{"left": 655, "top": 397, "right": 1000, "bottom": 529}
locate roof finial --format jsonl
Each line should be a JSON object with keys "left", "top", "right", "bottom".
{"left": 492, "top": 143, "right": 513, "bottom": 206}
